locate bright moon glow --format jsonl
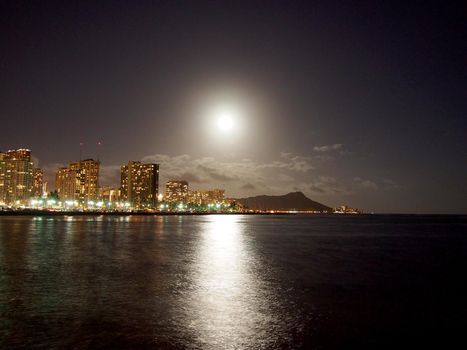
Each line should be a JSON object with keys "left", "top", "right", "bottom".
{"left": 217, "top": 111, "right": 234, "bottom": 132}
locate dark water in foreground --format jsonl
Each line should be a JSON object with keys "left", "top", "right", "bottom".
{"left": 0, "top": 214, "right": 466, "bottom": 349}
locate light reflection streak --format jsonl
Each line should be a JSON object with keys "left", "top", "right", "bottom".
{"left": 185, "top": 215, "right": 267, "bottom": 349}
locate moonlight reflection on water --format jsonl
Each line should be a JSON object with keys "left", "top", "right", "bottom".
{"left": 0, "top": 214, "right": 466, "bottom": 349}
{"left": 182, "top": 215, "right": 286, "bottom": 349}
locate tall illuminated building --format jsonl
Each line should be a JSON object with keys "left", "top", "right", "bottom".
{"left": 32, "top": 168, "right": 43, "bottom": 197}
{"left": 55, "top": 167, "right": 76, "bottom": 200}
{"left": 0, "top": 152, "right": 7, "bottom": 204}
{"left": 55, "top": 159, "right": 100, "bottom": 203}
{"left": 165, "top": 180, "right": 188, "bottom": 203}
{"left": 0, "top": 149, "right": 34, "bottom": 205}
{"left": 120, "top": 161, "right": 159, "bottom": 208}
{"left": 73, "top": 159, "right": 100, "bottom": 202}
{"left": 0, "top": 152, "right": 6, "bottom": 204}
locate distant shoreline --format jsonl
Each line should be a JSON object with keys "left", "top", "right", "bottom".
{"left": 1, "top": 210, "right": 462, "bottom": 216}
{"left": 0, "top": 210, "right": 295, "bottom": 216}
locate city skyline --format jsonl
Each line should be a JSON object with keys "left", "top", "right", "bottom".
{"left": 0, "top": 147, "right": 254, "bottom": 213}
{"left": 1, "top": 1, "right": 466, "bottom": 213}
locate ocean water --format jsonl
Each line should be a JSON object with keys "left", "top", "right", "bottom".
{"left": 0, "top": 214, "right": 466, "bottom": 349}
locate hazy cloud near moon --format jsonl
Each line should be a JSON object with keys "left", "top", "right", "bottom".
{"left": 140, "top": 152, "right": 317, "bottom": 194}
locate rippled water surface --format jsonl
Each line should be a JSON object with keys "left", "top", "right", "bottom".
{"left": 0, "top": 214, "right": 466, "bottom": 349}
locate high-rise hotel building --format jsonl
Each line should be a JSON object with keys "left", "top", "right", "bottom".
{"left": 120, "top": 161, "right": 159, "bottom": 208}
{"left": 0, "top": 152, "right": 7, "bottom": 204}
{"left": 165, "top": 180, "right": 189, "bottom": 203}
{"left": 32, "top": 168, "right": 44, "bottom": 197}
{"left": 55, "top": 159, "right": 99, "bottom": 203}
{"left": 0, "top": 149, "right": 41, "bottom": 205}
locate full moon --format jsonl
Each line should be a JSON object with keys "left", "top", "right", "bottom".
{"left": 217, "top": 111, "right": 234, "bottom": 132}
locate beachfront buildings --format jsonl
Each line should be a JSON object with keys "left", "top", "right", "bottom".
{"left": 120, "top": 161, "right": 159, "bottom": 209}
{"left": 0, "top": 149, "right": 40, "bottom": 205}
{"left": 186, "top": 189, "right": 225, "bottom": 206}
{"left": 165, "top": 180, "right": 188, "bottom": 204}
{"left": 55, "top": 159, "right": 100, "bottom": 203}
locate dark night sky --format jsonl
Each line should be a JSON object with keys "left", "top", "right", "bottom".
{"left": 1, "top": 0, "right": 466, "bottom": 213}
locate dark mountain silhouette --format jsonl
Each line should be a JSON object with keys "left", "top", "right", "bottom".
{"left": 236, "top": 191, "right": 331, "bottom": 212}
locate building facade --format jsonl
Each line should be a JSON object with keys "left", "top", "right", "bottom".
{"left": 187, "top": 189, "right": 225, "bottom": 206}
{"left": 55, "top": 167, "right": 76, "bottom": 200}
{"left": 32, "top": 168, "right": 43, "bottom": 197}
{"left": 0, "top": 149, "right": 34, "bottom": 205}
{"left": 0, "top": 152, "right": 6, "bottom": 204}
{"left": 99, "top": 186, "right": 120, "bottom": 203}
{"left": 120, "top": 161, "right": 159, "bottom": 208}
{"left": 165, "top": 180, "right": 189, "bottom": 204}
{"left": 55, "top": 159, "right": 100, "bottom": 203}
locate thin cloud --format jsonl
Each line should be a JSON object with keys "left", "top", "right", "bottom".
{"left": 139, "top": 152, "right": 316, "bottom": 195}
{"left": 353, "top": 177, "right": 379, "bottom": 191}
{"left": 313, "top": 144, "right": 343, "bottom": 152}
{"left": 241, "top": 183, "right": 256, "bottom": 190}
